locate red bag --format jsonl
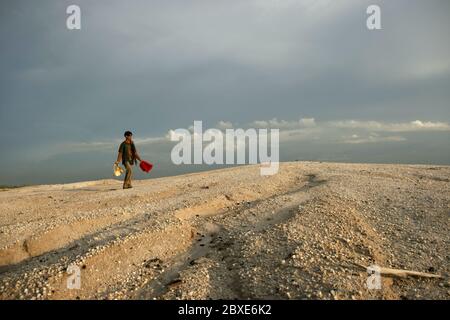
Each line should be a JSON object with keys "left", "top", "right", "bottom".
{"left": 139, "top": 160, "right": 153, "bottom": 173}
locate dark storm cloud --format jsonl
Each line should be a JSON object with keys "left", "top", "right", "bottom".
{"left": 1, "top": 0, "right": 449, "bottom": 185}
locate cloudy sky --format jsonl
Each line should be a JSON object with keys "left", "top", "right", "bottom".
{"left": 1, "top": 0, "right": 449, "bottom": 185}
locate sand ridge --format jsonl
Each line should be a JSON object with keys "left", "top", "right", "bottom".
{"left": 0, "top": 162, "right": 449, "bottom": 300}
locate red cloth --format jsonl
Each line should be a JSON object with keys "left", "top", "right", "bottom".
{"left": 139, "top": 160, "right": 153, "bottom": 173}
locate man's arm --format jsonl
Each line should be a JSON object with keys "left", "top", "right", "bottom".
{"left": 132, "top": 143, "right": 142, "bottom": 162}
{"left": 115, "top": 152, "right": 122, "bottom": 164}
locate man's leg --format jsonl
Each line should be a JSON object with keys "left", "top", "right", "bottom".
{"left": 123, "top": 162, "right": 133, "bottom": 189}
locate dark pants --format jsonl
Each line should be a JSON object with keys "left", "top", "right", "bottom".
{"left": 123, "top": 162, "right": 133, "bottom": 189}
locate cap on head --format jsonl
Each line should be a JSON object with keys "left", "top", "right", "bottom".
{"left": 124, "top": 131, "right": 133, "bottom": 137}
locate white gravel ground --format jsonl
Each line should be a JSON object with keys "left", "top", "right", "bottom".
{"left": 0, "top": 161, "right": 449, "bottom": 300}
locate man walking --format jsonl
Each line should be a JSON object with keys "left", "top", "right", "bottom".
{"left": 115, "top": 131, "right": 141, "bottom": 189}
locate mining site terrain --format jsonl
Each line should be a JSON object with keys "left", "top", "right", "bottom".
{"left": 0, "top": 161, "right": 449, "bottom": 300}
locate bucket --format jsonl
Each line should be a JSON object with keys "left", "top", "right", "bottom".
{"left": 139, "top": 160, "right": 153, "bottom": 173}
